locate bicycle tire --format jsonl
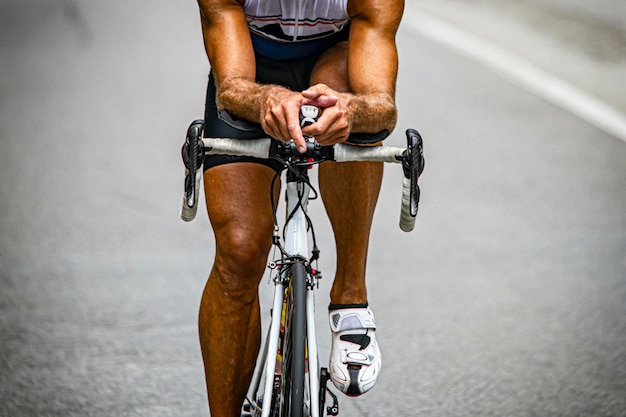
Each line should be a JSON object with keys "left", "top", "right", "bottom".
{"left": 283, "top": 261, "right": 307, "bottom": 417}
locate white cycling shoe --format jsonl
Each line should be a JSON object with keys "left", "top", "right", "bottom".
{"left": 328, "top": 307, "right": 382, "bottom": 397}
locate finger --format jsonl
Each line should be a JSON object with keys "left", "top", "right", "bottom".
{"left": 315, "top": 127, "right": 348, "bottom": 146}
{"left": 303, "top": 96, "right": 338, "bottom": 109}
{"left": 303, "top": 92, "right": 338, "bottom": 109}
{"left": 273, "top": 101, "right": 306, "bottom": 153}
{"left": 302, "top": 83, "right": 331, "bottom": 97}
{"left": 262, "top": 111, "right": 284, "bottom": 141}
{"left": 302, "top": 105, "right": 339, "bottom": 136}
{"left": 287, "top": 119, "right": 306, "bottom": 154}
{"left": 277, "top": 111, "right": 292, "bottom": 142}
{"left": 268, "top": 102, "right": 297, "bottom": 143}
{"left": 310, "top": 109, "right": 350, "bottom": 145}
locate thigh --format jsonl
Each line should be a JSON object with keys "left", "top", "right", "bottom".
{"left": 204, "top": 162, "right": 280, "bottom": 255}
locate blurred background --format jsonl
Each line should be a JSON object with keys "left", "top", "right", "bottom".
{"left": 1, "top": 1, "right": 624, "bottom": 416}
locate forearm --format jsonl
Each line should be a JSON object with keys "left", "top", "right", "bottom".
{"left": 343, "top": 90, "right": 397, "bottom": 134}
{"left": 216, "top": 77, "right": 264, "bottom": 123}
{"left": 341, "top": 1, "right": 402, "bottom": 136}
{"left": 198, "top": 0, "right": 270, "bottom": 122}
{"left": 217, "top": 77, "right": 299, "bottom": 125}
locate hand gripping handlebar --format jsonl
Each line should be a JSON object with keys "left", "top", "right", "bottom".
{"left": 180, "top": 115, "right": 424, "bottom": 231}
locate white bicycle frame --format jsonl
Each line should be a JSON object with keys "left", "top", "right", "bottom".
{"left": 247, "top": 178, "right": 321, "bottom": 417}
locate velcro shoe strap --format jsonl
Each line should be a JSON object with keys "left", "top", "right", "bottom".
{"left": 341, "top": 349, "right": 375, "bottom": 366}
{"left": 329, "top": 308, "right": 377, "bottom": 333}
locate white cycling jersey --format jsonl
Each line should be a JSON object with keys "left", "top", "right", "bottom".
{"left": 244, "top": 0, "right": 349, "bottom": 42}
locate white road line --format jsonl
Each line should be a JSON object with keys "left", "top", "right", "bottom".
{"left": 405, "top": 12, "right": 626, "bottom": 144}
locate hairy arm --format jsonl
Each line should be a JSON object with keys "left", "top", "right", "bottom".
{"left": 197, "top": 0, "right": 309, "bottom": 151}
{"left": 197, "top": 0, "right": 257, "bottom": 120}
{"left": 348, "top": 1, "right": 403, "bottom": 133}
{"left": 303, "top": 0, "right": 403, "bottom": 141}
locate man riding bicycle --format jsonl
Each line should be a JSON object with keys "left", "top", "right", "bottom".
{"left": 196, "top": 0, "right": 404, "bottom": 416}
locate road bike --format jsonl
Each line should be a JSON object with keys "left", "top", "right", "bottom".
{"left": 180, "top": 106, "right": 424, "bottom": 417}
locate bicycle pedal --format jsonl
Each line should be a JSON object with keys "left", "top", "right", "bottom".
{"left": 320, "top": 368, "right": 339, "bottom": 417}
{"left": 326, "top": 389, "right": 339, "bottom": 417}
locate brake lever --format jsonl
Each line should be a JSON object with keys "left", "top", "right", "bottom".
{"left": 180, "top": 119, "right": 205, "bottom": 221}
{"left": 403, "top": 129, "right": 425, "bottom": 217}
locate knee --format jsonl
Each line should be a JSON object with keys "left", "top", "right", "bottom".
{"left": 212, "top": 228, "right": 272, "bottom": 298}
{"left": 310, "top": 42, "right": 349, "bottom": 92}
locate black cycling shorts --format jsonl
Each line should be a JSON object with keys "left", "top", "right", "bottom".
{"left": 202, "top": 25, "right": 390, "bottom": 172}
{"left": 203, "top": 29, "right": 350, "bottom": 173}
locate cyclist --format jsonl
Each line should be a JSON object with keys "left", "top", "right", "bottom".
{"left": 195, "top": 0, "right": 403, "bottom": 415}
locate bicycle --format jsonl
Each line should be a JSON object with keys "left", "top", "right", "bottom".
{"left": 180, "top": 106, "right": 424, "bottom": 417}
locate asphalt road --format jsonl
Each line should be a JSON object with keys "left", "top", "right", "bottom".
{"left": 1, "top": 1, "right": 625, "bottom": 416}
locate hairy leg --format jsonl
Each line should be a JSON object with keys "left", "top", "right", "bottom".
{"left": 311, "top": 42, "right": 384, "bottom": 305}
{"left": 199, "top": 162, "right": 280, "bottom": 417}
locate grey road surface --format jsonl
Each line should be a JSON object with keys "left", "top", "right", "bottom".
{"left": 1, "top": 1, "right": 625, "bottom": 416}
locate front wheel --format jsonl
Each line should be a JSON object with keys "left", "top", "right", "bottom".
{"left": 283, "top": 261, "right": 308, "bottom": 417}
